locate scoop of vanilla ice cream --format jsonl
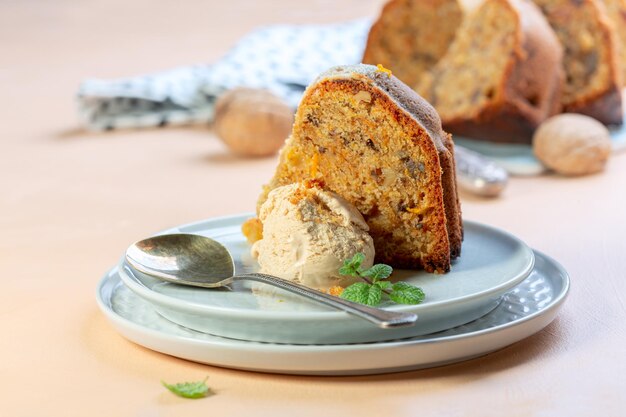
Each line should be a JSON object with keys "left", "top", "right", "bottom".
{"left": 251, "top": 183, "right": 375, "bottom": 290}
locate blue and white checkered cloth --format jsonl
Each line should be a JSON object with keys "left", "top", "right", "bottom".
{"left": 77, "top": 19, "right": 371, "bottom": 131}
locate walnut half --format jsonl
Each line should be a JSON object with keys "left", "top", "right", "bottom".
{"left": 533, "top": 114, "right": 611, "bottom": 176}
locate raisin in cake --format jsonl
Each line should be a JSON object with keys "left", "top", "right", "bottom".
{"left": 418, "top": 0, "right": 564, "bottom": 144}
{"left": 362, "top": 0, "right": 464, "bottom": 89}
{"left": 256, "top": 64, "right": 462, "bottom": 273}
{"left": 532, "top": 0, "right": 623, "bottom": 125}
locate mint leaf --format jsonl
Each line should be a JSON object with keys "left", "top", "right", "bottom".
{"left": 162, "top": 377, "right": 211, "bottom": 399}
{"left": 389, "top": 282, "right": 425, "bottom": 305}
{"left": 374, "top": 280, "right": 392, "bottom": 291}
{"left": 340, "top": 282, "right": 382, "bottom": 306}
{"left": 340, "top": 282, "right": 371, "bottom": 304}
{"left": 365, "top": 283, "right": 383, "bottom": 306}
{"left": 338, "top": 252, "right": 366, "bottom": 277}
{"left": 338, "top": 265, "right": 356, "bottom": 277}
{"left": 361, "top": 264, "right": 393, "bottom": 282}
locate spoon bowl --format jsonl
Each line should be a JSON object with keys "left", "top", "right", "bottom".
{"left": 126, "top": 233, "right": 235, "bottom": 285}
{"left": 125, "top": 233, "right": 417, "bottom": 328}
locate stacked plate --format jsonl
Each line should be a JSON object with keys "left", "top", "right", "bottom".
{"left": 97, "top": 213, "right": 569, "bottom": 375}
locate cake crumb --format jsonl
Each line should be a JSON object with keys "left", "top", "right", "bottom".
{"left": 376, "top": 64, "right": 392, "bottom": 77}
{"left": 328, "top": 286, "right": 345, "bottom": 296}
{"left": 241, "top": 217, "right": 263, "bottom": 243}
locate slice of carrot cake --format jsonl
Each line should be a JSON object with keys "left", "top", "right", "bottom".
{"left": 251, "top": 64, "right": 462, "bottom": 273}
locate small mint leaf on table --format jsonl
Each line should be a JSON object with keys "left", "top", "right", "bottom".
{"left": 340, "top": 282, "right": 382, "bottom": 306}
{"left": 162, "top": 377, "right": 211, "bottom": 399}
{"left": 361, "top": 264, "right": 393, "bottom": 282}
{"left": 389, "top": 282, "right": 425, "bottom": 305}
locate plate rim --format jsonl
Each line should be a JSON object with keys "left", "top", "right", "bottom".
{"left": 118, "top": 214, "right": 535, "bottom": 320}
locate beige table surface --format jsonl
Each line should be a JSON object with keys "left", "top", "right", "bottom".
{"left": 2, "top": 0, "right": 626, "bottom": 415}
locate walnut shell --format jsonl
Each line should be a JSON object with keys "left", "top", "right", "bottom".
{"left": 533, "top": 114, "right": 612, "bottom": 176}
{"left": 213, "top": 88, "right": 294, "bottom": 157}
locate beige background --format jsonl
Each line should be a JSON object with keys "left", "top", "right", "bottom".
{"left": 1, "top": 0, "right": 625, "bottom": 415}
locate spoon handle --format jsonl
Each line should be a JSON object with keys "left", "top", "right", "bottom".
{"left": 234, "top": 273, "right": 417, "bottom": 328}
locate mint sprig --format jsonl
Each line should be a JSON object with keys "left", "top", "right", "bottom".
{"left": 162, "top": 377, "right": 212, "bottom": 399}
{"left": 338, "top": 253, "right": 425, "bottom": 307}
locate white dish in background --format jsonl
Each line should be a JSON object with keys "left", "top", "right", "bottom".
{"left": 97, "top": 250, "right": 569, "bottom": 376}
{"left": 118, "top": 214, "right": 534, "bottom": 345}
{"left": 455, "top": 110, "right": 626, "bottom": 177}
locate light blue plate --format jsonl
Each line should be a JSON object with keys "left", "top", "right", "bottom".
{"left": 118, "top": 214, "right": 534, "bottom": 345}
{"left": 98, "top": 250, "right": 569, "bottom": 375}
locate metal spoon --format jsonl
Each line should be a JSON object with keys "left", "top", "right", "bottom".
{"left": 125, "top": 233, "right": 417, "bottom": 328}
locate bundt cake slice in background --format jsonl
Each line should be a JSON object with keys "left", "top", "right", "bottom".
{"left": 602, "top": 0, "right": 626, "bottom": 84}
{"left": 532, "top": 0, "right": 623, "bottom": 125}
{"left": 362, "top": 0, "right": 464, "bottom": 89}
{"left": 417, "top": 0, "right": 564, "bottom": 144}
{"left": 258, "top": 64, "right": 462, "bottom": 273}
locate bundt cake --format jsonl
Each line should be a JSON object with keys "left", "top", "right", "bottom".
{"left": 602, "top": 0, "right": 626, "bottom": 84}
{"left": 602, "top": 0, "right": 626, "bottom": 83}
{"left": 417, "top": 0, "right": 564, "bottom": 144}
{"left": 362, "top": 0, "right": 464, "bottom": 89}
{"left": 255, "top": 64, "right": 462, "bottom": 273}
{"left": 532, "top": 0, "right": 623, "bottom": 125}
